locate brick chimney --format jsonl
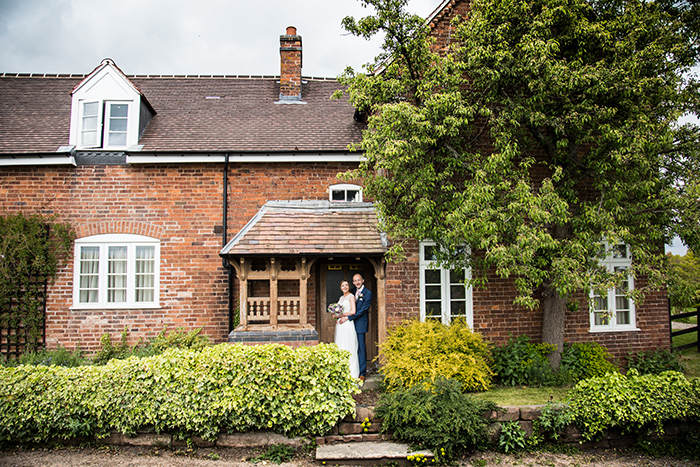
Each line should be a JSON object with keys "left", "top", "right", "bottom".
{"left": 279, "top": 26, "right": 303, "bottom": 102}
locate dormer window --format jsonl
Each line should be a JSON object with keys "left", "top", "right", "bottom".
{"left": 70, "top": 59, "right": 153, "bottom": 150}
{"left": 80, "top": 101, "right": 130, "bottom": 148}
{"left": 330, "top": 183, "right": 362, "bottom": 202}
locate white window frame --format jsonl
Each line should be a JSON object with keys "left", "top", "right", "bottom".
{"left": 329, "top": 183, "right": 363, "bottom": 202}
{"left": 72, "top": 234, "right": 160, "bottom": 309}
{"left": 78, "top": 100, "right": 131, "bottom": 149}
{"left": 590, "top": 242, "right": 638, "bottom": 332}
{"left": 419, "top": 241, "right": 473, "bottom": 327}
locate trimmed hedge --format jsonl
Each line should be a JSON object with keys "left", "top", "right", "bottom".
{"left": 568, "top": 370, "right": 700, "bottom": 440}
{"left": 0, "top": 343, "right": 358, "bottom": 444}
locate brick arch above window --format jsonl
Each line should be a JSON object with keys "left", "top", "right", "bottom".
{"left": 75, "top": 221, "right": 165, "bottom": 240}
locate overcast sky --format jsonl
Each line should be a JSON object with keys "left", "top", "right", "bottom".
{"left": 0, "top": 0, "right": 690, "bottom": 255}
{"left": 0, "top": 0, "right": 439, "bottom": 77}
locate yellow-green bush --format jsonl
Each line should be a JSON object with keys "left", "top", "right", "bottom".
{"left": 0, "top": 343, "right": 358, "bottom": 445}
{"left": 379, "top": 319, "right": 493, "bottom": 392}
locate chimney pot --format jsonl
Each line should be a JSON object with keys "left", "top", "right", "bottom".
{"left": 286, "top": 26, "right": 297, "bottom": 36}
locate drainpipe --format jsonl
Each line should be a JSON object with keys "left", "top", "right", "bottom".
{"left": 222, "top": 153, "right": 234, "bottom": 332}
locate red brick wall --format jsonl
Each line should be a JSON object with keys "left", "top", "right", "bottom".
{"left": 0, "top": 162, "right": 356, "bottom": 352}
{"left": 382, "top": 240, "right": 670, "bottom": 358}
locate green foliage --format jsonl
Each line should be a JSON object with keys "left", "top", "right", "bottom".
{"left": 558, "top": 342, "right": 619, "bottom": 384}
{"left": 92, "top": 326, "right": 210, "bottom": 365}
{"left": 626, "top": 347, "right": 683, "bottom": 375}
{"left": 379, "top": 319, "right": 493, "bottom": 393}
{"left": 250, "top": 444, "right": 296, "bottom": 464}
{"left": 339, "top": 0, "right": 700, "bottom": 356}
{"left": 0, "top": 212, "right": 74, "bottom": 353}
{"left": 635, "top": 428, "right": 700, "bottom": 461}
{"left": 492, "top": 335, "right": 557, "bottom": 386}
{"left": 667, "top": 251, "right": 700, "bottom": 307}
{"left": 529, "top": 402, "right": 572, "bottom": 446}
{"left": 375, "top": 377, "right": 497, "bottom": 462}
{"left": 491, "top": 337, "right": 618, "bottom": 386}
{"left": 2, "top": 345, "right": 87, "bottom": 368}
{"left": 567, "top": 370, "right": 700, "bottom": 440}
{"left": 0, "top": 343, "right": 358, "bottom": 445}
{"left": 498, "top": 421, "right": 527, "bottom": 453}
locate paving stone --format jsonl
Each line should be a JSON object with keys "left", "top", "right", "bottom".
{"left": 317, "top": 441, "right": 433, "bottom": 466}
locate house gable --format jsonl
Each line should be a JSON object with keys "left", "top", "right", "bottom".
{"left": 69, "top": 59, "right": 154, "bottom": 151}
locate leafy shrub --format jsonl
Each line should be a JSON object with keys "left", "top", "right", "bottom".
{"left": 0, "top": 343, "right": 358, "bottom": 445}
{"left": 635, "top": 428, "right": 700, "bottom": 461}
{"left": 625, "top": 347, "right": 683, "bottom": 375}
{"left": 375, "top": 377, "right": 497, "bottom": 462}
{"left": 498, "top": 421, "right": 527, "bottom": 453}
{"left": 567, "top": 370, "right": 700, "bottom": 440}
{"left": 2, "top": 345, "right": 87, "bottom": 368}
{"left": 528, "top": 402, "right": 572, "bottom": 446}
{"left": 250, "top": 444, "right": 296, "bottom": 464}
{"left": 380, "top": 319, "right": 493, "bottom": 392}
{"left": 92, "top": 326, "right": 210, "bottom": 365}
{"left": 558, "top": 341, "right": 618, "bottom": 384}
{"left": 492, "top": 335, "right": 557, "bottom": 386}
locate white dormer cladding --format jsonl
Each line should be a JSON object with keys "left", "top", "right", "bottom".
{"left": 69, "top": 59, "right": 153, "bottom": 150}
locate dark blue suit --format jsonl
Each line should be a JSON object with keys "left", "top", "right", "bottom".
{"left": 349, "top": 286, "right": 372, "bottom": 376}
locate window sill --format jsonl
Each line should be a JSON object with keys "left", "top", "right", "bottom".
{"left": 589, "top": 327, "right": 641, "bottom": 333}
{"left": 71, "top": 303, "right": 161, "bottom": 311}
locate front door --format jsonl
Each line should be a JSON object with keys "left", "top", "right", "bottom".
{"left": 318, "top": 260, "right": 378, "bottom": 367}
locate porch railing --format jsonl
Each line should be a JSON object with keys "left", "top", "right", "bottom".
{"left": 246, "top": 297, "right": 301, "bottom": 324}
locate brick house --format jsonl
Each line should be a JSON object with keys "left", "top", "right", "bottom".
{"left": 0, "top": 7, "right": 669, "bottom": 360}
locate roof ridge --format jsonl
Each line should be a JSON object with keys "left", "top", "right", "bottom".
{"left": 0, "top": 72, "right": 338, "bottom": 81}
{"left": 0, "top": 73, "right": 87, "bottom": 78}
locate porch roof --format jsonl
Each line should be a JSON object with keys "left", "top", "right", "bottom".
{"left": 220, "top": 201, "right": 388, "bottom": 257}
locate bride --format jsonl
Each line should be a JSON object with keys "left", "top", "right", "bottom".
{"left": 334, "top": 280, "right": 360, "bottom": 379}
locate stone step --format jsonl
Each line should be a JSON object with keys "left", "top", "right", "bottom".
{"left": 361, "top": 374, "right": 381, "bottom": 391}
{"left": 316, "top": 441, "right": 434, "bottom": 466}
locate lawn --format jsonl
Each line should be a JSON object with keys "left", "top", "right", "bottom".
{"left": 672, "top": 310, "right": 699, "bottom": 378}
{"left": 471, "top": 386, "right": 570, "bottom": 406}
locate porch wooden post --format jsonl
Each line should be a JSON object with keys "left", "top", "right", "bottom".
{"left": 270, "top": 257, "right": 278, "bottom": 326}
{"left": 238, "top": 258, "right": 248, "bottom": 327}
{"left": 368, "top": 257, "right": 387, "bottom": 347}
{"left": 300, "top": 257, "right": 308, "bottom": 325}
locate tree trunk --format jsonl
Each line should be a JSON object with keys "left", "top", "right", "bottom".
{"left": 541, "top": 285, "right": 566, "bottom": 370}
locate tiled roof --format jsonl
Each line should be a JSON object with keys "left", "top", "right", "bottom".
{"left": 0, "top": 74, "right": 363, "bottom": 154}
{"left": 221, "top": 201, "right": 388, "bottom": 256}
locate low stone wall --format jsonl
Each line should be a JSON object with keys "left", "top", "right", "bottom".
{"left": 92, "top": 404, "right": 698, "bottom": 448}
{"left": 316, "top": 404, "right": 700, "bottom": 448}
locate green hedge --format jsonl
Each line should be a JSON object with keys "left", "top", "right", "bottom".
{"left": 0, "top": 343, "right": 358, "bottom": 444}
{"left": 568, "top": 370, "right": 700, "bottom": 440}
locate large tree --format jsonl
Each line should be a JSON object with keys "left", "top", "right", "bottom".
{"left": 338, "top": 0, "right": 700, "bottom": 366}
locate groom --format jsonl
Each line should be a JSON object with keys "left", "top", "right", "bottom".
{"left": 349, "top": 273, "right": 372, "bottom": 382}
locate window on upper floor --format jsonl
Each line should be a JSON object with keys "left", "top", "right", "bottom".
{"left": 79, "top": 100, "right": 131, "bottom": 149}
{"left": 419, "top": 242, "right": 473, "bottom": 327}
{"left": 590, "top": 242, "right": 637, "bottom": 332}
{"left": 73, "top": 234, "right": 160, "bottom": 309}
{"left": 329, "top": 184, "right": 362, "bottom": 202}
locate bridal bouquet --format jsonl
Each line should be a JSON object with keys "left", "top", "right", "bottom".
{"left": 327, "top": 302, "right": 343, "bottom": 318}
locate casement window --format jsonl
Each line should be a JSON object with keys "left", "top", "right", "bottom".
{"left": 79, "top": 101, "right": 130, "bottom": 149}
{"left": 329, "top": 184, "right": 362, "bottom": 202}
{"left": 590, "top": 243, "right": 637, "bottom": 332}
{"left": 73, "top": 234, "right": 160, "bottom": 309}
{"left": 419, "top": 242, "right": 473, "bottom": 327}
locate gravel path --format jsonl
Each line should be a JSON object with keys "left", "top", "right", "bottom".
{"left": 1, "top": 445, "right": 699, "bottom": 467}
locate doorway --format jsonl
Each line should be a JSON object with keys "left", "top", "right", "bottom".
{"left": 318, "top": 260, "right": 379, "bottom": 367}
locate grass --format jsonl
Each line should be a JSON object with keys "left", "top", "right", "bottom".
{"left": 471, "top": 386, "right": 570, "bottom": 406}
{"left": 671, "top": 311, "right": 699, "bottom": 378}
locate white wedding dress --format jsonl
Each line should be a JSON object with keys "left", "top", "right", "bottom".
{"left": 334, "top": 294, "right": 360, "bottom": 379}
